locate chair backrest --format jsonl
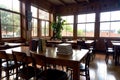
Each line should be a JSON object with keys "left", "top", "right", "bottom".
{"left": 0, "top": 51, "right": 8, "bottom": 60}
{"left": 93, "top": 40, "right": 97, "bottom": 48}
{"left": 104, "top": 39, "right": 108, "bottom": 46}
{"left": 104, "top": 39, "right": 112, "bottom": 51}
{"left": 77, "top": 40, "right": 88, "bottom": 49}
{"left": 12, "top": 51, "right": 28, "bottom": 65}
{"left": 0, "top": 51, "right": 10, "bottom": 66}
{"left": 29, "top": 39, "right": 38, "bottom": 51}
{"left": 31, "top": 53, "right": 46, "bottom": 69}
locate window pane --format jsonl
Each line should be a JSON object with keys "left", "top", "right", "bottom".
{"left": 111, "top": 11, "right": 120, "bottom": 21}
{"left": 46, "top": 22, "right": 49, "bottom": 36}
{"left": 2, "top": 25, "right": 14, "bottom": 38}
{"left": 1, "top": 25, "right": 7, "bottom": 38}
{"left": 0, "top": 0, "right": 12, "bottom": 10}
{"left": 110, "top": 22, "right": 120, "bottom": 37}
{"left": 100, "top": 22, "right": 110, "bottom": 37}
{"left": 41, "top": 21, "right": 45, "bottom": 28}
{"left": 62, "top": 24, "right": 73, "bottom": 36}
{"left": 0, "top": 0, "right": 20, "bottom": 12}
{"left": 77, "top": 24, "right": 86, "bottom": 37}
{"left": 86, "top": 23, "right": 94, "bottom": 37}
{"left": 1, "top": 11, "right": 13, "bottom": 25}
{"left": 100, "top": 12, "right": 110, "bottom": 21}
{"left": 14, "top": 26, "right": 20, "bottom": 37}
{"left": 32, "top": 19, "right": 37, "bottom": 37}
{"left": 13, "top": 14, "right": 20, "bottom": 25}
{"left": 13, "top": 0, "right": 20, "bottom": 12}
{"left": 61, "top": 16, "right": 74, "bottom": 23}
{"left": 41, "top": 21, "right": 49, "bottom": 36}
{"left": 86, "top": 13, "right": 95, "bottom": 22}
{"left": 32, "top": 27, "right": 37, "bottom": 36}
{"left": 31, "top": 6, "right": 37, "bottom": 17}
{"left": 39, "top": 9, "right": 49, "bottom": 20}
{"left": 78, "top": 14, "right": 86, "bottom": 23}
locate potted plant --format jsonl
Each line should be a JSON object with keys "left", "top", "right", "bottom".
{"left": 51, "top": 16, "right": 65, "bottom": 40}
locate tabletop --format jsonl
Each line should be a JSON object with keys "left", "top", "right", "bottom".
{"left": 2, "top": 46, "right": 89, "bottom": 62}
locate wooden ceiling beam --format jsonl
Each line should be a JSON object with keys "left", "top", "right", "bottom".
{"left": 74, "top": 0, "right": 80, "bottom": 4}
{"left": 74, "top": 0, "right": 89, "bottom": 3}
{"left": 59, "top": 0, "right": 67, "bottom": 5}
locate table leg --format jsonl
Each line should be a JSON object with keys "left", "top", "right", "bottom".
{"left": 114, "top": 46, "right": 119, "bottom": 65}
{"left": 72, "top": 62, "right": 80, "bottom": 80}
{"left": 0, "top": 59, "right": 2, "bottom": 78}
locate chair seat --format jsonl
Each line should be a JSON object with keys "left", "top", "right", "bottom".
{"left": 37, "top": 69, "right": 68, "bottom": 80}
{"left": 2, "top": 61, "right": 15, "bottom": 69}
{"left": 107, "top": 49, "right": 114, "bottom": 53}
{"left": 80, "top": 63, "right": 89, "bottom": 71}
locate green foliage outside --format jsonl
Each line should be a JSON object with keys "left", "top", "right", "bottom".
{"left": 77, "top": 29, "right": 84, "bottom": 36}
{"left": 117, "top": 29, "right": 120, "bottom": 34}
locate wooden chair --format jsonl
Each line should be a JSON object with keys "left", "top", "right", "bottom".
{"left": 77, "top": 40, "right": 88, "bottom": 49}
{"left": 12, "top": 51, "right": 35, "bottom": 80}
{"left": 104, "top": 39, "right": 115, "bottom": 63}
{"left": 31, "top": 53, "right": 68, "bottom": 80}
{"left": 89, "top": 40, "right": 97, "bottom": 60}
{"left": 0, "top": 51, "right": 16, "bottom": 80}
{"left": 67, "top": 52, "right": 91, "bottom": 80}
{"left": 79, "top": 52, "right": 91, "bottom": 80}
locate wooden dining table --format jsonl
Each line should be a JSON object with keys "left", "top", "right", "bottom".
{"left": 111, "top": 41, "right": 120, "bottom": 65}
{"left": 0, "top": 46, "right": 89, "bottom": 80}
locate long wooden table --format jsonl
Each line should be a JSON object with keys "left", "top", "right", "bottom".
{"left": 112, "top": 41, "right": 120, "bottom": 65}
{"left": 1, "top": 46, "right": 89, "bottom": 80}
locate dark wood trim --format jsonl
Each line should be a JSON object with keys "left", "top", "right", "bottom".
{"left": 59, "top": 0, "right": 67, "bottom": 5}
{"left": 74, "top": 0, "right": 80, "bottom": 4}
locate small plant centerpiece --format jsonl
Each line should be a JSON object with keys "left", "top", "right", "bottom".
{"left": 51, "top": 16, "right": 65, "bottom": 40}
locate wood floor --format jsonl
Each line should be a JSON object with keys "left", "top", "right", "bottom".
{"left": 2, "top": 53, "right": 120, "bottom": 80}
{"left": 87, "top": 53, "right": 120, "bottom": 80}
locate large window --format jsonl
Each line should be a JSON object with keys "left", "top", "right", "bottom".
{"left": 61, "top": 15, "right": 74, "bottom": 36}
{"left": 77, "top": 13, "right": 95, "bottom": 37}
{"left": 31, "top": 6, "right": 38, "bottom": 37}
{"left": 0, "top": 0, "right": 20, "bottom": 38}
{"left": 100, "top": 10, "right": 120, "bottom": 37}
{"left": 39, "top": 9, "right": 49, "bottom": 37}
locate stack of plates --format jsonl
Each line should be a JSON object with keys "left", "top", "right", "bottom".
{"left": 57, "top": 43, "right": 73, "bottom": 55}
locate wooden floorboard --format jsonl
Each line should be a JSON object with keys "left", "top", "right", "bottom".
{"left": 88, "top": 53, "right": 120, "bottom": 80}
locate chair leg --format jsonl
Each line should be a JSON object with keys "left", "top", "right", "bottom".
{"left": 6, "top": 71, "right": 10, "bottom": 80}
{"left": 15, "top": 68, "right": 19, "bottom": 80}
{"left": 86, "top": 70, "right": 90, "bottom": 80}
{"left": 105, "top": 53, "right": 109, "bottom": 63}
